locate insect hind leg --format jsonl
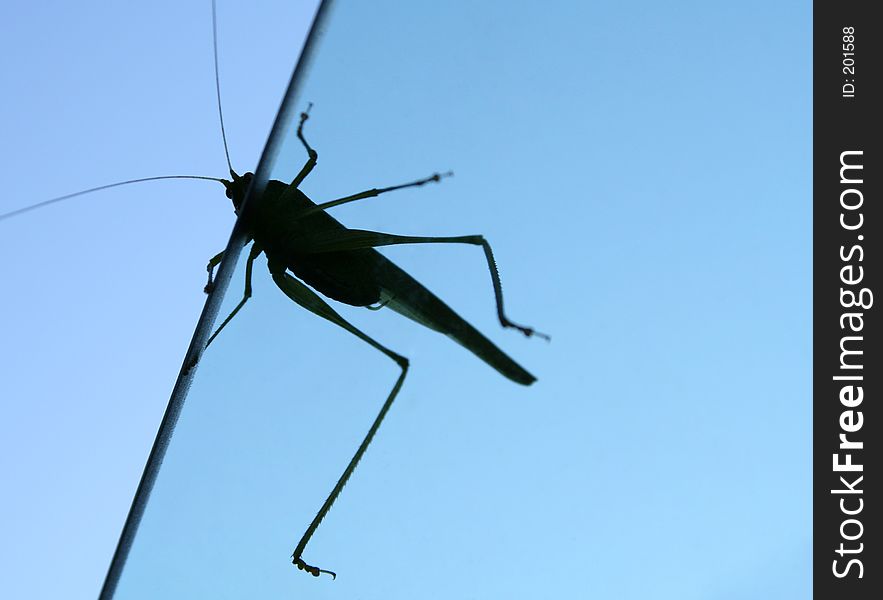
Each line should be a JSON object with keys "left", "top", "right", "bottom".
{"left": 267, "top": 259, "right": 409, "bottom": 579}
{"left": 298, "top": 230, "right": 549, "bottom": 340}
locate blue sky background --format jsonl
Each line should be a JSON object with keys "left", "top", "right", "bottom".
{"left": 0, "top": 1, "right": 811, "bottom": 598}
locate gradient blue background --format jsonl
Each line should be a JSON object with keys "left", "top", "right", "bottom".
{"left": 0, "top": 1, "right": 811, "bottom": 598}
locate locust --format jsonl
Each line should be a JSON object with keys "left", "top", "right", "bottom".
{"left": 0, "top": 1, "right": 546, "bottom": 581}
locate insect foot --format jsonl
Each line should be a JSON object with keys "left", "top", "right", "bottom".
{"left": 504, "top": 320, "right": 551, "bottom": 342}
{"left": 292, "top": 555, "right": 337, "bottom": 580}
{"left": 524, "top": 326, "right": 551, "bottom": 341}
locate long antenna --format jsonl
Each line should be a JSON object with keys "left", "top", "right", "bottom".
{"left": 212, "top": 0, "right": 233, "bottom": 173}
{"left": 0, "top": 175, "right": 222, "bottom": 222}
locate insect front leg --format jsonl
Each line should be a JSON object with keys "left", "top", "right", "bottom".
{"left": 299, "top": 230, "right": 549, "bottom": 340}
{"left": 206, "top": 243, "right": 263, "bottom": 348}
{"left": 291, "top": 103, "right": 318, "bottom": 188}
{"left": 204, "top": 250, "right": 225, "bottom": 293}
{"left": 266, "top": 259, "right": 409, "bottom": 580}
{"left": 205, "top": 235, "right": 254, "bottom": 293}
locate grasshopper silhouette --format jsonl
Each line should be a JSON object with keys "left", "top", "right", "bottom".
{"left": 0, "top": 9, "right": 546, "bottom": 579}
{"left": 206, "top": 104, "right": 545, "bottom": 578}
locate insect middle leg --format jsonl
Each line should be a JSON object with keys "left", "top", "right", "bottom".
{"left": 300, "top": 171, "right": 454, "bottom": 217}
{"left": 299, "top": 230, "right": 548, "bottom": 339}
{"left": 267, "top": 259, "right": 409, "bottom": 579}
{"left": 283, "top": 104, "right": 451, "bottom": 212}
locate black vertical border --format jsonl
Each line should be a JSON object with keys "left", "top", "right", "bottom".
{"left": 814, "top": 2, "right": 880, "bottom": 598}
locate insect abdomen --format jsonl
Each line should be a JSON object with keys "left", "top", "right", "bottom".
{"left": 287, "top": 249, "right": 382, "bottom": 307}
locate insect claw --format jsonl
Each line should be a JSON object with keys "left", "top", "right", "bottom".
{"left": 430, "top": 171, "right": 454, "bottom": 183}
{"left": 507, "top": 321, "right": 551, "bottom": 341}
{"left": 292, "top": 555, "right": 337, "bottom": 580}
{"left": 527, "top": 328, "right": 552, "bottom": 341}
{"left": 183, "top": 352, "right": 199, "bottom": 375}
{"left": 300, "top": 102, "right": 314, "bottom": 123}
